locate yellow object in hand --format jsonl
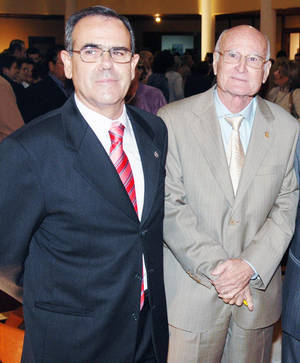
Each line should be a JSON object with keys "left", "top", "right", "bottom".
{"left": 243, "top": 299, "right": 248, "bottom": 306}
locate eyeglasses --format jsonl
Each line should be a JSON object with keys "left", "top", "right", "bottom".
{"left": 217, "top": 50, "right": 268, "bottom": 69}
{"left": 71, "top": 46, "right": 133, "bottom": 64}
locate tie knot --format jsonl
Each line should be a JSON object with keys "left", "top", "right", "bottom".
{"left": 225, "top": 116, "right": 244, "bottom": 131}
{"left": 109, "top": 122, "right": 125, "bottom": 144}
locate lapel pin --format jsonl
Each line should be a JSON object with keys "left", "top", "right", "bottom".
{"left": 264, "top": 131, "right": 269, "bottom": 138}
{"left": 154, "top": 151, "right": 159, "bottom": 158}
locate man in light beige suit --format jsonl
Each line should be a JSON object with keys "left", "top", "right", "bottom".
{"left": 158, "top": 25, "right": 299, "bottom": 362}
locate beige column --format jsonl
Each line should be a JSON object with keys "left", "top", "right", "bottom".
{"left": 260, "top": 0, "right": 276, "bottom": 59}
{"left": 65, "top": 0, "right": 77, "bottom": 23}
{"left": 201, "top": 0, "right": 215, "bottom": 60}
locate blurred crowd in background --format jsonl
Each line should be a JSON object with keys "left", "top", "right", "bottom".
{"left": 0, "top": 38, "right": 299, "bottom": 129}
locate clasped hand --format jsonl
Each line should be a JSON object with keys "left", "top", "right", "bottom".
{"left": 211, "top": 258, "right": 254, "bottom": 311}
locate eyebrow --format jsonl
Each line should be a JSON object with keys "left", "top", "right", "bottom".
{"left": 81, "top": 43, "right": 100, "bottom": 49}
{"left": 226, "top": 49, "right": 265, "bottom": 58}
{"left": 80, "top": 43, "right": 130, "bottom": 51}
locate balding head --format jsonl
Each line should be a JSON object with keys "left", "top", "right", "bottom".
{"left": 212, "top": 25, "right": 272, "bottom": 112}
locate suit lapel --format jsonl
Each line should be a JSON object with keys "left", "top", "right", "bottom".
{"left": 127, "top": 106, "right": 162, "bottom": 224}
{"left": 62, "top": 97, "right": 138, "bottom": 221}
{"left": 234, "top": 96, "right": 275, "bottom": 206}
{"left": 190, "top": 91, "right": 235, "bottom": 206}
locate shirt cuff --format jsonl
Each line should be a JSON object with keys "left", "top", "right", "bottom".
{"left": 243, "top": 259, "right": 259, "bottom": 280}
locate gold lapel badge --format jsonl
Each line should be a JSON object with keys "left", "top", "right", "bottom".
{"left": 264, "top": 131, "right": 269, "bottom": 138}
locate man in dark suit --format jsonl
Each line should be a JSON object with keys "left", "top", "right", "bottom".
{"left": 282, "top": 137, "right": 300, "bottom": 363}
{"left": 23, "top": 45, "right": 69, "bottom": 122}
{"left": 0, "top": 5, "right": 168, "bottom": 363}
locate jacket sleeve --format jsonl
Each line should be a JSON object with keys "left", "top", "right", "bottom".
{"left": 158, "top": 106, "right": 228, "bottom": 288}
{"left": 0, "top": 137, "right": 45, "bottom": 301}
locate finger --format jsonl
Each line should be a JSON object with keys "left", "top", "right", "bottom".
{"left": 228, "top": 297, "right": 236, "bottom": 305}
{"left": 218, "top": 290, "right": 237, "bottom": 300}
{"left": 235, "top": 294, "right": 244, "bottom": 306}
{"left": 218, "top": 286, "right": 242, "bottom": 300}
{"left": 244, "top": 288, "right": 254, "bottom": 311}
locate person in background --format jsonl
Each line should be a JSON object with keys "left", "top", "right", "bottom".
{"left": 23, "top": 45, "right": 69, "bottom": 122}
{"left": 158, "top": 25, "right": 299, "bottom": 363}
{"left": 126, "top": 61, "right": 167, "bottom": 114}
{"left": 26, "top": 47, "right": 42, "bottom": 64}
{"left": 16, "top": 58, "right": 34, "bottom": 88}
{"left": 0, "top": 54, "right": 26, "bottom": 117}
{"left": 139, "top": 49, "right": 154, "bottom": 70}
{"left": 0, "top": 5, "right": 168, "bottom": 362}
{"left": 178, "top": 53, "right": 194, "bottom": 86}
{"left": 266, "top": 58, "right": 289, "bottom": 103}
{"left": 278, "top": 61, "right": 300, "bottom": 120}
{"left": 267, "top": 61, "right": 300, "bottom": 120}
{"left": 8, "top": 39, "right": 26, "bottom": 59}
{"left": 147, "top": 51, "right": 170, "bottom": 102}
{"left": 184, "top": 61, "right": 213, "bottom": 97}
{"left": 0, "top": 74, "right": 24, "bottom": 142}
{"left": 165, "top": 51, "right": 184, "bottom": 102}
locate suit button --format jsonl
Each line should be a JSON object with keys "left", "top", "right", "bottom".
{"left": 132, "top": 312, "right": 138, "bottom": 321}
{"left": 141, "top": 230, "right": 148, "bottom": 237}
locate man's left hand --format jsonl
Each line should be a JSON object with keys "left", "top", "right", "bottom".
{"left": 211, "top": 259, "right": 254, "bottom": 299}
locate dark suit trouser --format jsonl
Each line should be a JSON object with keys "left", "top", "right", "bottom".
{"left": 282, "top": 332, "right": 300, "bottom": 363}
{"left": 135, "top": 293, "right": 157, "bottom": 363}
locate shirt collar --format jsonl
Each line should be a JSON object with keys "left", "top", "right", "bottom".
{"left": 214, "top": 88, "right": 256, "bottom": 124}
{"left": 74, "top": 94, "right": 130, "bottom": 132}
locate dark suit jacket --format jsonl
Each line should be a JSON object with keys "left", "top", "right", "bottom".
{"left": 282, "top": 136, "right": 300, "bottom": 341}
{"left": 0, "top": 96, "right": 168, "bottom": 363}
{"left": 23, "top": 75, "right": 68, "bottom": 122}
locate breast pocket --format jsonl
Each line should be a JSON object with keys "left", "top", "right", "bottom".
{"left": 256, "top": 165, "right": 283, "bottom": 176}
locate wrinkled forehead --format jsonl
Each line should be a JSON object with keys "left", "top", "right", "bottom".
{"left": 221, "top": 27, "right": 268, "bottom": 57}
{"left": 72, "top": 15, "right": 131, "bottom": 49}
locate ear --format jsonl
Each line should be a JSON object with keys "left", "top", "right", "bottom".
{"left": 130, "top": 54, "right": 140, "bottom": 81}
{"left": 262, "top": 60, "right": 272, "bottom": 84}
{"left": 61, "top": 50, "right": 72, "bottom": 80}
{"left": 212, "top": 51, "right": 219, "bottom": 76}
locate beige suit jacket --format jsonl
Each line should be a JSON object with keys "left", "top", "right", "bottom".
{"left": 158, "top": 87, "right": 299, "bottom": 332}
{"left": 0, "top": 75, "right": 24, "bottom": 143}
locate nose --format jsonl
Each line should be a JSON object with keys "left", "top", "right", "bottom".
{"left": 235, "top": 55, "right": 247, "bottom": 72}
{"left": 98, "top": 50, "right": 113, "bottom": 69}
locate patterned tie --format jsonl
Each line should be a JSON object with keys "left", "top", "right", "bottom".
{"left": 109, "top": 122, "right": 144, "bottom": 309}
{"left": 225, "top": 116, "right": 245, "bottom": 195}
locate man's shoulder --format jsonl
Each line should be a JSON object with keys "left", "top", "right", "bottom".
{"left": 159, "top": 87, "right": 213, "bottom": 116}
{"left": 0, "top": 75, "right": 11, "bottom": 89}
{"left": 9, "top": 98, "right": 74, "bottom": 144}
{"left": 258, "top": 96, "right": 299, "bottom": 128}
{"left": 0, "top": 75, "right": 15, "bottom": 98}
{"left": 127, "top": 104, "right": 167, "bottom": 134}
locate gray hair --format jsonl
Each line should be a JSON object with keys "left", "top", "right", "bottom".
{"left": 65, "top": 5, "right": 136, "bottom": 54}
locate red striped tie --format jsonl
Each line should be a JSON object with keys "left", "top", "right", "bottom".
{"left": 109, "top": 122, "right": 145, "bottom": 310}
